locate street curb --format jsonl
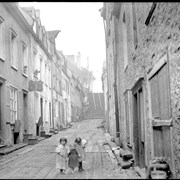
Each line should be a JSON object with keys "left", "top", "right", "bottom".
{"left": 103, "top": 132, "right": 146, "bottom": 178}
{"left": 0, "top": 143, "right": 28, "bottom": 155}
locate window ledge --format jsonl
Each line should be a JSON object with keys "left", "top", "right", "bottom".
{"left": 152, "top": 119, "right": 172, "bottom": 127}
{"left": 0, "top": 57, "right": 5, "bottom": 62}
{"left": 11, "top": 65, "right": 18, "bottom": 71}
{"left": 22, "top": 73, "right": 28, "bottom": 78}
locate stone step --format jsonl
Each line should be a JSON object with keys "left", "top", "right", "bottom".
{"left": 113, "top": 149, "right": 133, "bottom": 169}
{"left": 0, "top": 144, "right": 6, "bottom": 149}
{"left": 0, "top": 143, "right": 28, "bottom": 155}
{"left": 119, "top": 148, "right": 133, "bottom": 160}
{"left": 28, "top": 137, "right": 38, "bottom": 145}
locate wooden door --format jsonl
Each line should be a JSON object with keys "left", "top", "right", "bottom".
{"left": 149, "top": 63, "right": 172, "bottom": 168}
{"left": 133, "top": 80, "right": 145, "bottom": 168}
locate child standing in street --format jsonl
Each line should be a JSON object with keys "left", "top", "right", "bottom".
{"left": 55, "top": 137, "right": 69, "bottom": 174}
{"left": 68, "top": 143, "right": 79, "bottom": 173}
{"left": 74, "top": 137, "right": 86, "bottom": 172}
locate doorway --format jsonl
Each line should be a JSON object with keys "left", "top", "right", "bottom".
{"left": 132, "top": 79, "right": 145, "bottom": 168}
{"left": 23, "top": 92, "right": 28, "bottom": 133}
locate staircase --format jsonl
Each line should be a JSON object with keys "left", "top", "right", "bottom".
{"left": 84, "top": 93, "right": 105, "bottom": 119}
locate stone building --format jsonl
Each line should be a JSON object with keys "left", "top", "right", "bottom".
{"left": 0, "top": 3, "right": 32, "bottom": 145}
{"left": 58, "top": 51, "right": 71, "bottom": 127}
{"left": 101, "top": 2, "right": 180, "bottom": 178}
{"left": 20, "top": 5, "right": 53, "bottom": 137}
{"left": 48, "top": 34, "right": 63, "bottom": 131}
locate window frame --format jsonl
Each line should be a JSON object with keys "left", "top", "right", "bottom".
{"left": 0, "top": 16, "right": 5, "bottom": 61}
{"left": 21, "top": 41, "right": 28, "bottom": 77}
{"left": 10, "top": 86, "right": 18, "bottom": 124}
{"left": 10, "top": 28, "right": 18, "bottom": 70}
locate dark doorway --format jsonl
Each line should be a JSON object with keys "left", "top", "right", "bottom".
{"left": 14, "top": 132, "right": 19, "bottom": 144}
{"left": 40, "top": 97, "right": 43, "bottom": 119}
{"left": 23, "top": 92, "right": 28, "bottom": 133}
{"left": 37, "top": 97, "right": 43, "bottom": 136}
{"left": 49, "top": 102, "right": 52, "bottom": 127}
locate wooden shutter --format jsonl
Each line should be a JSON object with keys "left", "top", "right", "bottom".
{"left": 158, "top": 64, "right": 169, "bottom": 120}
{"left": 150, "top": 74, "right": 160, "bottom": 118}
{"left": 153, "top": 126, "right": 163, "bottom": 157}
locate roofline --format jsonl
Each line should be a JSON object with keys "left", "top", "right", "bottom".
{"left": 3, "top": 3, "right": 53, "bottom": 60}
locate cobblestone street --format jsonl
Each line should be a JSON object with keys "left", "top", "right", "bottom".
{"left": 0, "top": 119, "right": 141, "bottom": 179}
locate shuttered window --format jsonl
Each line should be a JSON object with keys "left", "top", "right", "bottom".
{"left": 149, "top": 74, "right": 160, "bottom": 118}
{"left": 149, "top": 63, "right": 170, "bottom": 120}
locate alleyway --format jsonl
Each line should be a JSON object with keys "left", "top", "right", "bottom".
{"left": 0, "top": 119, "right": 141, "bottom": 179}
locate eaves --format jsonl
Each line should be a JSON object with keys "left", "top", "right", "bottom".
{"left": 3, "top": 3, "right": 53, "bottom": 61}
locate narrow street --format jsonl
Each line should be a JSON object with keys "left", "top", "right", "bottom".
{"left": 0, "top": 119, "right": 140, "bottom": 179}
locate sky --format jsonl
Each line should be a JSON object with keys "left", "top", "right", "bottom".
{"left": 19, "top": 2, "right": 106, "bottom": 92}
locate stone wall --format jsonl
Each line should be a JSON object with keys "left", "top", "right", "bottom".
{"left": 116, "top": 2, "right": 180, "bottom": 177}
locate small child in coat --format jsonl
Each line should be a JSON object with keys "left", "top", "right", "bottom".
{"left": 68, "top": 143, "right": 79, "bottom": 173}
{"left": 55, "top": 137, "right": 69, "bottom": 174}
{"left": 74, "top": 137, "right": 87, "bottom": 172}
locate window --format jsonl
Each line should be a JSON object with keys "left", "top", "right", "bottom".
{"left": 132, "top": 3, "right": 138, "bottom": 49}
{"left": 0, "top": 17, "right": 5, "bottom": 61}
{"left": 10, "top": 87, "right": 17, "bottom": 124}
{"left": 59, "top": 80, "right": 62, "bottom": 95}
{"left": 33, "top": 49, "right": 39, "bottom": 78}
{"left": 10, "top": 29, "right": 18, "bottom": 69}
{"left": 40, "top": 57, "right": 43, "bottom": 81}
{"left": 49, "top": 68, "right": 51, "bottom": 87}
{"left": 33, "top": 20, "right": 37, "bottom": 33}
{"left": 122, "top": 11, "right": 128, "bottom": 70}
{"left": 22, "top": 42, "right": 28, "bottom": 76}
{"left": 45, "top": 64, "right": 47, "bottom": 84}
{"left": 149, "top": 63, "right": 170, "bottom": 120}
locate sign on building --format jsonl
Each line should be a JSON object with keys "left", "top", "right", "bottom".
{"left": 28, "top": 80, "right": 43, "bottom": 92}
